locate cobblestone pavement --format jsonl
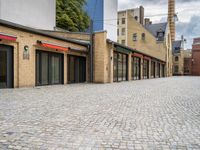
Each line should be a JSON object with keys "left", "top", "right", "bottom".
{"left": 1, "top": 77, "right": 200, "bottom": 150}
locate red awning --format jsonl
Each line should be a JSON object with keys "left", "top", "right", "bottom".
{"left": 132, "top": 53, "right": 143, "bottom": 58}
{"left": 37, "top": 41, "right": 68, "bottom": 52}
{"left": 143, "top": 56, "right": 151, "bottom": 60}
{"left": 0, "top": 33, "right": 17, "bottom": 41}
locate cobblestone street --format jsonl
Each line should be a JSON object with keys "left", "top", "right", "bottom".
{"left": 0, "top": 77, "right": 200, "bottom": 150}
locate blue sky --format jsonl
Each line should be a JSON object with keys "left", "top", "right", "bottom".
{"left": 118, "top": 0, "right": 200, "bottom": 49}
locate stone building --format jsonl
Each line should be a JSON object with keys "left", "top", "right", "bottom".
{"left": 0, "top": 19, "right": 90, "bottom": 88}
{"left": 172, "top": 40, "right": 184, "bottom": 75}
{"left": 117, "top": 9, "right": 173, "bottom": 78}
{"left": 0, "top": 18, "right": 172, "bottom": 89}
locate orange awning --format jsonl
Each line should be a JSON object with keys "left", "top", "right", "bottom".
{"left": 0, "top": 33, "right": 17, "bottom": 41}
{"left": 37, "top": 41, "right": 68, "bottom": 52}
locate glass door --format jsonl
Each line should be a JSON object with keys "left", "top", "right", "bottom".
{"left": 68, "top": 55, "right": 86, "bottom": 83}
{"left": 157, "top": 63, "right": 160, "bottom": 78}
{"left": 133, "top": 57, "right": 141, "bottom": 80}
{"left": 113, "top": 53, "right": 118, "bottom": 82}
{"left": 113, "top": 52, "right": 128, "bottom": 82}
{"left": 0, "top": 51, "right": 7, "bottom": 88}
{"left": 36, "top": 50, "right": 63, "bottom": 86}
{"left": 51, "top": 55, "right": 62, "bottom": 84}
{"left": 151, "top": 61, "right": 156, "bottom": 78}
{"left": 143, "top": 59, "right": 149, "bottom": 79}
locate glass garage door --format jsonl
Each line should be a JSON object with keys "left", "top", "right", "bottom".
{"left": 143, "top": 59, "right": 149, "bottom": 79}
{"left": 0, "top": 45, "right": 13, "bottom": 89}
{"left": 132, "top": 57, "right": 141, "bottom": 80}
{"left": 68, "top": 55, "right": 86, "bottom": 83}
{"left": 151, "top": 61, "right": 156, "bottom": 78}
{"left": 36, "top": 50, "right": 63, "bottom": 86}
{"left": 113, "top": 52, "right": 128, "bottom": 82}
{"left": 157, "top": 63, "right": 161, "bottom": 78}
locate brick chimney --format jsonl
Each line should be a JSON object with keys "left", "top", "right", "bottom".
{"left": 168, "top": 0, "right": 175, "bottom": 41}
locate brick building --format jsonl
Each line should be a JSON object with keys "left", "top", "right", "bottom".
{"left": 192, "top": 37, "right": 200, "bottom": 76}
{"left": 183, "top": 49, "right": 192, "bottom": 75}
{"left": 118, "top": 8, "right": 173, "bottom": 78}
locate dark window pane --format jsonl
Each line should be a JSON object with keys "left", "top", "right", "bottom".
{"left": 0, "top": 51, "right": 7, "bottom": 88}
{"left": 51, "top": 55, "right": 60, "bottom": 84}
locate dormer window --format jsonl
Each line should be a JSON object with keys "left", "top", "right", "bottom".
{"left": 175, "top": 47, "right": 180, "bottom": 51}
{"left": 157, "top": 28, "right": 165, "bottom": 41}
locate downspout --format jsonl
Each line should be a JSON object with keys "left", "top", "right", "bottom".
{"left": 90, "top": 19, "right": 94, "bottom": 82}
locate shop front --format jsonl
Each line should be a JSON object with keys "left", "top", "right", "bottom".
{"left": 0, "top": 44, "right": 14, "bottom": 88}
{"left": 113, "top": 51, "right": 128, "bottom": 82}
{"left": 68, "top": 55, "right": 86, "bottom": 83}
{"left": 36, "top": 50, "right": 64, "bottom": 86}
{"left": 143, "top": 57, "right": 150, "bottom": 79}
{"left": 132, "top": 53, "right": 143, "bottom": 80}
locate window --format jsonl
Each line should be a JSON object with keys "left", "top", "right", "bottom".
{"left": 133, "top": 33, "right": 137, "bottom": 41}
{"left": 174, "top": 66, "right": 179, "bottom": 73}
{"left": 117, "top": 29, "right": 119, "bottom": 36}
{"left": 122, "top": 18, "right": 126, "bottom": 24}
{"left": 121, "top": 40, "right": 126, "bottom": 45}
{"left": 157, "top": 29, "right": 165, "bottom": 41}
{"left": 113, "top": 52, "right": 128, "bottom": 82}
{"left": 121, "top": 28, "right": 125, "bottom": 36}
{"left": 36, "top": 51, "right": 63, "bottom": 86}
{"left": 132, "top": 57, "right": 141, "bottom": 80}
{"left": 143, "top": 59, "right": 149, "bottom": 79}
{"left": 117, "top": 20, "right": 119, "bottom": 25}
{"left": 175, "top": 56, "right": 179, "bottom": 61}
{"left": 141, "top": 33, "right": 145, "bottom": 40}
{"left": 135, "top": 16, "right": 138, "bottom": 21}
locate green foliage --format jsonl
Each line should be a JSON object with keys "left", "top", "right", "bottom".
{"left": 56, "top": 0, "right": 90, "bottom": 32}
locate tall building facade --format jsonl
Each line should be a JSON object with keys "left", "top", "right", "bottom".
{"left": 168, "top": 0, "right": 176, "bottom": 41}
{"left": 85, "top": 0, "right": 118, "bottom": 41}
{"left": 0, "top": 0, "right": 56, "bottom": 30}
{"left": 172, "top": 40, "right": 185, "bottom": 75}
{"left": 192, "top": 37, "right": 200, "bottom": 75}
{"left": 117, "top": 8, "right": 173, "bottom": 77}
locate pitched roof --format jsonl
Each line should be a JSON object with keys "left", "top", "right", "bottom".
{"left": 145, "top": 22, "right": 167, "bottom": 40}
{"left": 172, "top": 40, "right": 182, "bottom": 53}
{"left": 0, "top": 19, "right": 89, "bottom": 47}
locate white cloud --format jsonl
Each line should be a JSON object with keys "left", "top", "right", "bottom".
{"left": 118, "top": 0, "right": 200, "bottom": 48}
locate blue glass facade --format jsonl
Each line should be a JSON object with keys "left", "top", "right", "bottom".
{"left": 85, "top": 0, "right": 104, "bottom": 31}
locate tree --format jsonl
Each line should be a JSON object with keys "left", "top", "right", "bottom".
{"left": 56, "top": 0, "right": 90, "bottom": 32}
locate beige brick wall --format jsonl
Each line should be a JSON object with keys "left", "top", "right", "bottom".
{"left": 118, "top": 10, "right": 173, "bottom": 77}
{"left": 0, "top": 26, "right": 88, "bottom": 88}
{"left": 42, "top": 30, "right": 90, "bottom": 41}
{"left": 93, "top": 31, "right": 109, "bottom": 83}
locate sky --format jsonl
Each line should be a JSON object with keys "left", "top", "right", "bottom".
{"left": 118, "top": 0, "right": 200, "bottom": 49}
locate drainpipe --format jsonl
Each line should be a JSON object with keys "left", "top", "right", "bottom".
{"left": 90, "top": 19, "right": 94, "bottom": 83}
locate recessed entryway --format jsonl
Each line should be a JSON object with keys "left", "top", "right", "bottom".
{"left": 36, "top": 50, "right": 64, "bottom": 86}
{"left": 0, "top": 44, "right": 13, "bottom": 89}
{"left": 67, "top": 55, "right": 86, "bottom": 83}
